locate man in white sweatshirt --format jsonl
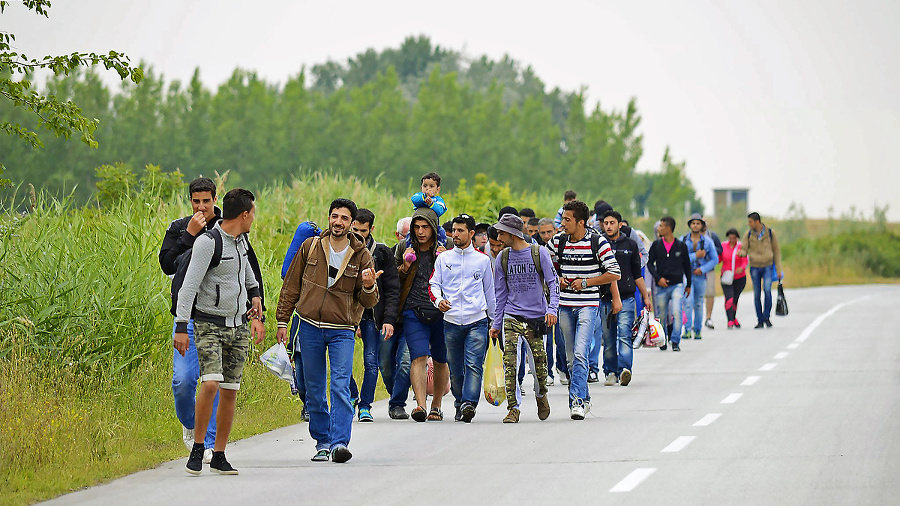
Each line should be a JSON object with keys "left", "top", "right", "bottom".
{"left": 429, "top": 213, "right": 496, "bottom": 423}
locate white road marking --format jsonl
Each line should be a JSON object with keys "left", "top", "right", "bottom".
{"left": 610, "top": 468, "right": 657, "bottom": 492}
{"left": 693, "top": 413, "right": 722, "bottom": 426}
{"left": 741, "top": 376, "right": 761, "bottom": 386}
{"left": 661, "top": 436, "right": 696, "bottom": 453}
{"left": 787, "top": 343, "right": 799, "bottom": 349}
{"left": 774, "top": 352, "right": 789, "bottom": 359}
{"left": 721, "top": 393, "right": 743, "bottom": 404}
{"left": 795, "top": 296, "right": 868, "bottom": 343}
{"left": 759, "top": 363, "right": 777, "bottom": 371}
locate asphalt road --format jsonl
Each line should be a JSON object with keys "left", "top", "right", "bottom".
{"left": 41, "top": 284, "right": 900, "bottom": 506}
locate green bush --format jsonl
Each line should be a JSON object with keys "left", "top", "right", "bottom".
{"left": 782, "top": 231, "right": 900, "bottom": 278}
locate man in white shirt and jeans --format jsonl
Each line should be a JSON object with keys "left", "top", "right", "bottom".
{"left": 429, "top": 213, "right": 496, "bottom": 423}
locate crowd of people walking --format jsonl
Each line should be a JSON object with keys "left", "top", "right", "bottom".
{"left": 159, "top": 174, "right": 784, "bottom": 473}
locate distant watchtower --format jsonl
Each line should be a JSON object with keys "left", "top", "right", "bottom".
{"left": 713, "top": 188, "right": 749, "bottom": 216}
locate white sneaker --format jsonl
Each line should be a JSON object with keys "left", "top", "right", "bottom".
{"left": 182, "top": 426, "right": 194, "bottom": 451}
{"left": 604, "top": 373, "right": 617, "bottom": 386}
{"left": 519, "top": 385, "right": 526, "bottom": 396}
{"left": 560, "top": 376, "right": 570, "bottom": 386}
{"left": 545, "top": 376, "right": 555, "bottom": 386}
{"left": 705, "top": 319, "right": 715, "bottom": 330}
{"left": 203, "top": 448, "right": 213, "bottom": 464}
{"left": 570, "top": 403, "right": 585, "bottom": 420}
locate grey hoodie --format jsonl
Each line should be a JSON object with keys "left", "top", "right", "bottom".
{"left": 175, "top": 222, "right": 260, "bottom": 332}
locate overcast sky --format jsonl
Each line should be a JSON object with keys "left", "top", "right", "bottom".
{"left": 6, "top": 0, "right": 898, "bottom": 219}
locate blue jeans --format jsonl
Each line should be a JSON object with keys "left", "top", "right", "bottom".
{"left": 298, "top": 321, "right": 355, "bottom": 451}
{"left": 654, "top": 283, "right": 684, "bottom": 344}
{"left": 388, "top": 329, "right": 412, "bottom": 409}
{"left": 288, "top": 313, "right": 307, "bottom": 404}
{"left": 172, "top": 320, "right": 217, "bottom": 449}
{"left": 546, "top": 323, "right": 568, "bottom": 379}
{"left": 601, "top": 298, "right": 636, "bottom": 376}
{"left": 589, "top": 306, "right": 604, "bottom": 375}
{"left": 686, "top": 274, "right": 706, "bottom": 334}
{"left": 357, "top": 318, "right": 380, "bottom": 410}
{"left": 750, "top": 265, "right": 775, "bottom": 322}
{"left": 443, "top": 318, "right": 489, "bottom": 409}
{"left": 558, "top": 305, "right": 598, "bottom": 407}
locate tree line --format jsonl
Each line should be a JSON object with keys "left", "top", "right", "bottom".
{"left": 2, "top": 35, "right": 702, "bottom": 217}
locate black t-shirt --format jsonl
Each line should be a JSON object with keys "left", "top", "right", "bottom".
{"left": 599, "top": 234, "right": 642, "bottom": 301}
{"left": 404, "top": 248, "right": 436, "bottom": 311}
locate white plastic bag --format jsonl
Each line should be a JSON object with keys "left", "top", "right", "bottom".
{"left": 644, "top": 318, "right": 667, "bottom": 348}
{"left": 632, "top": 308, "right": 650, "bottom": 350}
{"left": 259, "top": 342, "right": 294, "bottom": 383}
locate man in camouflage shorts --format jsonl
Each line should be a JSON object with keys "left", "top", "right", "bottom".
{"left": 489, "top": 214, "right": 560, "bottom": 423}
{"left": 174, "top": 189, "right": 266, "bottom": 475}
{"left": 194, "top": 323, "right": 250, "bottom": 390}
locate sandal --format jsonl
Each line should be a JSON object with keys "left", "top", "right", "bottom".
{"left": 410, "top": 406, "right": 427, "bottom": 422}
{"left": 427, "top": 407, "right": 443, "bottom": 421}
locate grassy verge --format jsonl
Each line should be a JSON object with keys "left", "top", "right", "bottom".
{"left": 0, "top": 340, "right": 380, "bottom": 506}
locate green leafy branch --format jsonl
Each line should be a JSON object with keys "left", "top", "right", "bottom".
{"left": 0, "top": 0, "right": 142, "bottom": 187}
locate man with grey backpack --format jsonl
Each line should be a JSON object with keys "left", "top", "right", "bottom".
{"left": 490, "top": 214, "right": 560, "bottom": 423}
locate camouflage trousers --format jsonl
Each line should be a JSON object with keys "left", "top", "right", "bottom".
{"left": 502, "top": 317, "right": 548, "bottom": 410}
{"left": 194, "top": 321, "right": 250, "bottom": 391}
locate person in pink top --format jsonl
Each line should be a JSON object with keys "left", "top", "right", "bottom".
{"left": 720, "top": 228, "right": 749, "bottom": 329}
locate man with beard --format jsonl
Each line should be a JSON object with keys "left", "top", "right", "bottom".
{"left": 276, "top": 198, "right": 380, "bottom": 463}
{"left": 429, "top": 214, "right": 496, "bottom": 422}
{"left": 395, "top": 207, "right": 449, "bottom": 422}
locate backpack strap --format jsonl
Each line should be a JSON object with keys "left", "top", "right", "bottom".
{"left": 556, "top": 234, "right": 568, "bottom": 264}
{"left": 590, "top": 232, "right": 601, "bottom": 258}
{"left": 307, "top": 236, "right": 321, "bottom": 262}
{"left": 530, "top": 243, "right": 543, "bottom": 280}
{"left": 206, "top": 228, "right": 223, "bottom": 268}
{"left": 500, "top": 247, "right": 511, "bottom": 277}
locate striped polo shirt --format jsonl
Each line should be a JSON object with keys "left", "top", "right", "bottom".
{"left": 547, "top": 230, "right": 621, "bottom": 307}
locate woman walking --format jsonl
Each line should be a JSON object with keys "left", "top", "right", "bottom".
{"left": 720, "top": 228, "right": 749, "bottom": 328}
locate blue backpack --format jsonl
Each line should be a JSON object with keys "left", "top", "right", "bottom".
{"left": 282, "top": 221, "right": 321, "bottom": 279}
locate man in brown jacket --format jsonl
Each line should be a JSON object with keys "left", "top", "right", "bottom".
{"left": 276, "top": 198, "right": 379, "bottom": 464}
{"left": 738, "top": 212, "right": 783, "bottom": 328}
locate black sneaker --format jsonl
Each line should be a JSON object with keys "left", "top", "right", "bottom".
{"left": 764, "top": 319, "right": 772, "bottom": 328}
{"left": 454, "top": 407, "right": 463, "bottom": 422}
{"left": 185, "top": 442, "right": 204, "bottom": 475}
{"left": 587, "top": 371, "right": 599, "bottom": 383}
{"left": 460, "top": 402, "right": 476, "bottom": 423}
{"left": 388, "top": 406, "right": 409, "bottom": 420}
{"left": 209, "top": 451, "right": 238, "bottom": 475}
{"left": 331, "top": 445, "right": 353, "bottom": 463}
{"left": 754, "top": 321, "right": 765, "bottom": 329}
{"left": 659, "top": 344, "right": 667, "bottom": 351}
{"left": 672, "top": 343, "right": 681, "bottom": 352}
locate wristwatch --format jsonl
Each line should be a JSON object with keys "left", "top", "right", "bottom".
{"left": 581, "top": 278, "right": 588, "bottom": 289}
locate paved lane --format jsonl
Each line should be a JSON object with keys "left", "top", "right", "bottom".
{"left": 42, "top": 284, "right": 900, "bottom": 505}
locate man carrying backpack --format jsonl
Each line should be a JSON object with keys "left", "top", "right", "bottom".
{"left": 546, "top": 200, "right": 621, "bottom": 420}
{"left": 173, "top": 188, "right": 266, "bottom": 475}
{"left": 158, "top": 177, "right": 221, "bottom": 465}
{"left": 275, "top": 198, "right": 379, "bottom": 463}
{"left": 681, "top": 214, "right": 718, "bottom": 340}
{"left": 490, "top": 214, "right": 559, "bottom": 423}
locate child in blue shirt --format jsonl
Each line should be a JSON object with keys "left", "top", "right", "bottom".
{"left": 408, "top": 172, "right": 448, "bottom": 247}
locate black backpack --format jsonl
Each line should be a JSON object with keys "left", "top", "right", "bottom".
{"left": 169, "top": 228, "right": 266, "bottom": 318}
{"left": 555, "top": 231, "right": 602, "bottom": 266}
{"left": 170, "top": 229, "right": 223, "bottom": 317}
